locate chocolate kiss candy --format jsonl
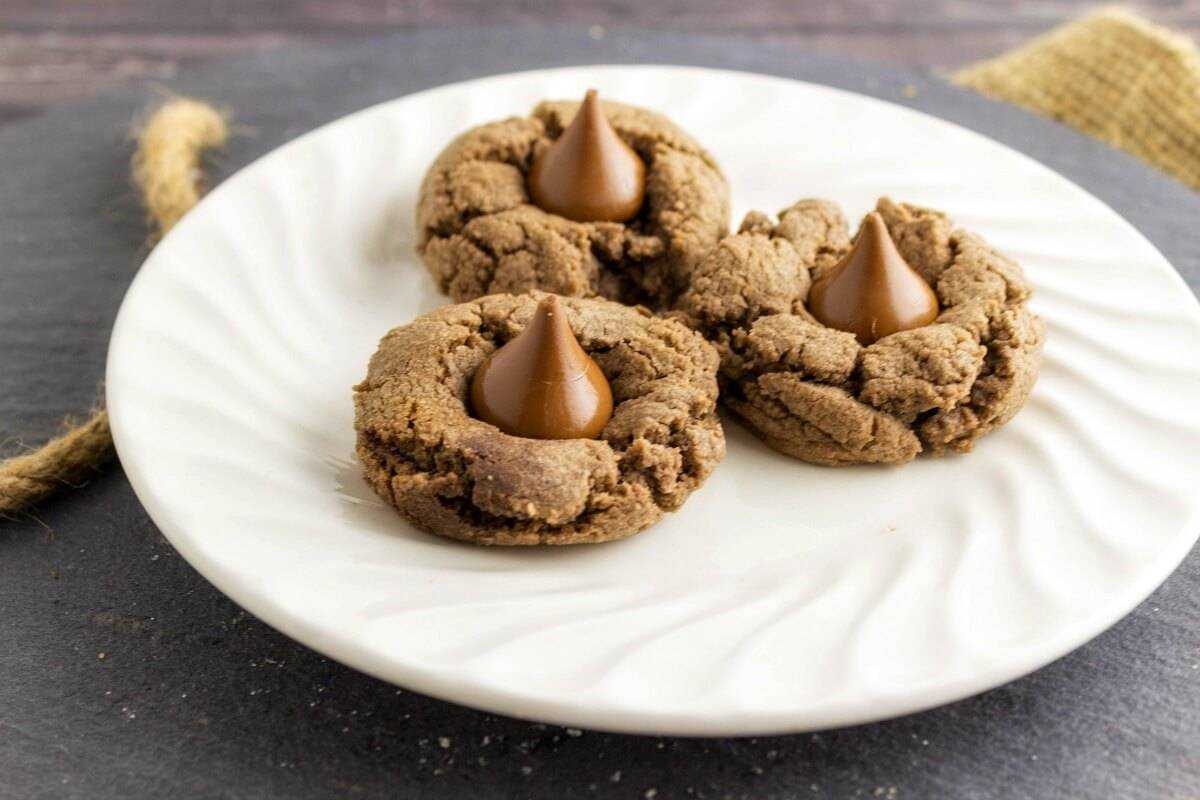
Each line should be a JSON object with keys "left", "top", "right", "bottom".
{"left": 527, "top": 88, "right": 646, "bottom": 223}
{"left": 471, "top": 295, "right": 614, "bottom": 440}
{"left": 807, "top": 212, "right": 940, "bottom": 345}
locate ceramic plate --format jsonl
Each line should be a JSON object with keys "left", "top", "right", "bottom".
{"left": 106, "top": 66, "right": 1200, "bottom": 736}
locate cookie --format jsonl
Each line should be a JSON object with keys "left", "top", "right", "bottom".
{"left": 673, "top": 198, "right": 1044, "bottom": 465}
{"left": 354, "top": 292, "right": 726, "bottom": 545}
{"left": 416, "top": 98, "right": 730, "bottom": 307}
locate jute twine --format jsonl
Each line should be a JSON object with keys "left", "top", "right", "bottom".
{"left": 0, "top": 97, "right": 227, "bottom": 517}
{"left": 955, "top": 7, "right": 1200, "bottom": 190}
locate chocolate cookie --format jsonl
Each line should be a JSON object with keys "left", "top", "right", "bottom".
{"left": 354, "top": 293, "right": 726, "bottom": 545}
{"left": 674, "top": 198, "right": 1044, "bottom": 465}
{"left": 416, "top": 98, "right": 730, "bottom": 307}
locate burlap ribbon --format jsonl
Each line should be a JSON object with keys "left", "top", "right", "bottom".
{"left": 4, "top": 8, "right": 1199, "bottom": 515}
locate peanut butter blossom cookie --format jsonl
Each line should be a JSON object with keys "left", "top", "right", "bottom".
{"left": 673, "top": 198, "right": 1043, "bottom": 465}
{"left": 354, "top": 292, "right": 725, "bottom": 545}
{"left": 416, "top": 90, "right": 730, "bottom": 307}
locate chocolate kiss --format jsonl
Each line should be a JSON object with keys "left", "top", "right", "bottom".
{"left": 807, "top": 212, "right": 940, "bottom": 345}
{"left": 470, "top": 295, "right": 614, "bottom": 440}
{"left": 527, "top": 89, "right": 646, "bottom": 223}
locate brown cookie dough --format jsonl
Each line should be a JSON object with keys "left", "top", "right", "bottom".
{"left": 416, "top": 99, "right": 730, "bottom": 307}
{"left": 354, "top": 292, "right": 725, "bottom": 545}
{"left": 674, "top": 198, "right": 1044, "bottom": 465}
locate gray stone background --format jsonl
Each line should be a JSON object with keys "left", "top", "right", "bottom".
{"left": 1, "top": 25, "right": 1198, "bottom": 800}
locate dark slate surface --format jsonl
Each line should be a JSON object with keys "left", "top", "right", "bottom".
{"left": 1, "top": 29, "right": 1198, "bottom": 800}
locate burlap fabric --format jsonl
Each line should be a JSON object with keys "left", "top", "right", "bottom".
{"left": 956, "top": 7, "right": 1200, "bottom": 190}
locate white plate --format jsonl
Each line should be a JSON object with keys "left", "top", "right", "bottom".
{"left": 106, "top": 66, "right": 1200, "bottom": 736}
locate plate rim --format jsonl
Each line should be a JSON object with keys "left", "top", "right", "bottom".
{"left": 106, "top": 63, "right": 1200, "bottom": 736}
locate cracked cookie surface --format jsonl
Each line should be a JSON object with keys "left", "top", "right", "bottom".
{"left": 673, "top": 198, "right": 1044, "bottom": 465}
{"left": 416, "top": 99, "right": 729, "bottom": 307}
{"left": 354, "top": 292, "right": 725, "bottom": 545}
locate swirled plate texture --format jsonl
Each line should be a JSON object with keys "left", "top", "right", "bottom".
{"left": 107, "top": 66, "right": 1200, "bottom": 736}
